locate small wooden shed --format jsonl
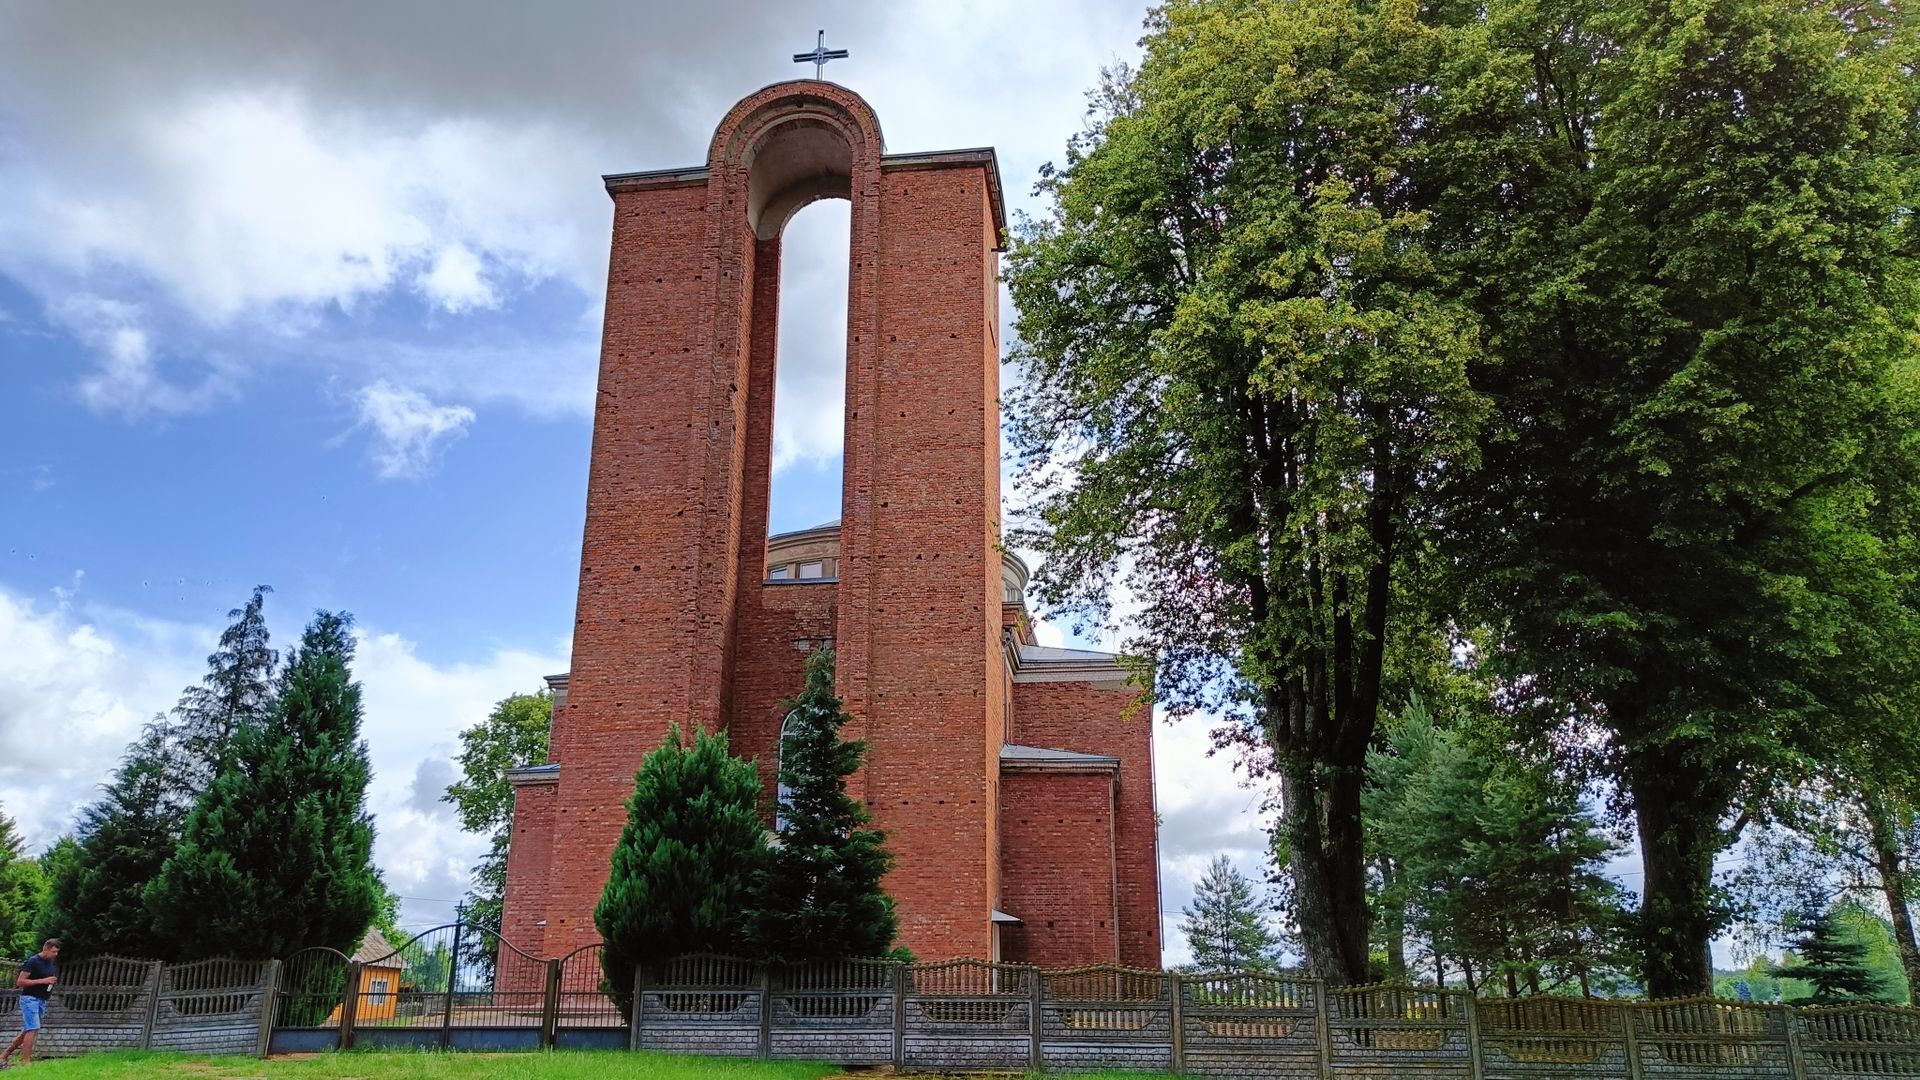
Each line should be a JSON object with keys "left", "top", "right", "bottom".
{"left": 326, "top": 927, "right": 404, "bottom": 1023}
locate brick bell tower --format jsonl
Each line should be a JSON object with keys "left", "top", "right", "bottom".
{"left": 502, "top": 81, "right": 1015, "bottom": 962}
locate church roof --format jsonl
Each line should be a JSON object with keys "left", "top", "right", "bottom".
{"left": 769, "top": 518, "right": 840, "bottom": 542}
{"left": 1000, "top": 744, "right": 1121, "bottom": 772}
{"left": 1009, "top": 643, "right": 1133, "bottom": 684}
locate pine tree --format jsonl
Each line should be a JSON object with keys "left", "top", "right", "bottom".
{"left": 171, "top": 585, "right": 277, "bottom": 796}
{"left": 747, "top": 649, "right": 898, "bottom": 962}
{"left": 595, "top": 724, "right": 766, "bottom": 1020}
{"left": 144, "top": 611, "right": 379, "bottom": 962}
{"left": 1774, "top": 906, "right": 1896, "bottom": 1005}
{"left": 34, "top": 719, "right": 184, "bottom": 959}
{"left": 1182, "top": 855, "right": 1280, "bottom": 972}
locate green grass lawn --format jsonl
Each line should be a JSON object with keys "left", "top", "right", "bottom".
{"left": 17, "top": 1050, "right": 1183, "bottom": 1080}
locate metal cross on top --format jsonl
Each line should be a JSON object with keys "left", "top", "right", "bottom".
{"left": 793, "top": 30, "right": 849, "bottom": 79}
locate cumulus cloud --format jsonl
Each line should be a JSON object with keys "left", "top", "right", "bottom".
{"left": 0, "top": 0, "right": 1147, "bottom": 466}
{"left": 351, "top": 381, "right": 477, "bottom": 480}
{"left": 0, "top": 587, "right": 205, "bottom": 844}
{"left": 0, "top": 581, "right": 565, "bottom": 932}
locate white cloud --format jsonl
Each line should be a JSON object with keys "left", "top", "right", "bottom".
{"left": 351, "top": 380, "right": 476, "bottom": 480}
{"left": 51, "top": 294, "right": 231, "bottom": 417}
{"left": 416, "top": 244, "right": 495, "bottom": 313}
{"left": 349, "top": 628, "right": 565, "bottom": 929}
{"left": 3, "top": 90, "right": 605, "bottom": 325}
{"left": 0, "top": 588, "right": 204, "bottom": 846}
{"left": 1152, "top": 712, "right": 1280, "bottom": 967}
{"left": 0, "top": 0, "right": 1147, "bottom": 465}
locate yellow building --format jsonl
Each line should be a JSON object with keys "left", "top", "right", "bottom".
{"left": 327, "top": 928, "right": 403, "bottom": 1024}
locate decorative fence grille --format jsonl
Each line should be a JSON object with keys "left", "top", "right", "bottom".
{"left": 19, "top": 936, "right": 1920, "bottom": 1075}
{"left": 554, "top": 944, "right": 624, "bottom": 1050}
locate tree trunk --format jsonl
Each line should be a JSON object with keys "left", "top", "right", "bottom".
{"left": 1281, "top": 760, "right": 1372, "bottom": 985}
{"left": 1862, "top": 788, "right": 1920, "bottom": 1002}
{"left": 1379, "top": 860, "right": 1408, "bottom": 980}
{"left": 1627, "top": 756, "right": 1726, "bottom": 999}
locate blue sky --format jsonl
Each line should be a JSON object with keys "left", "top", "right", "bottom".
{"left": 0, "top": 0, "right": 1284, "bottom": 963}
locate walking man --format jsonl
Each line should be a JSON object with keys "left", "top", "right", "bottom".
{"left": 0, "top": 938, "right": 58, "bottom": 1069}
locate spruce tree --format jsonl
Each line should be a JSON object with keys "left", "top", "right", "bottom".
{"left": 595, "top": 724, "right": 766, "bottom": 1019}
{"left": 746, "top": 649, "right": 898, "bottom": 962}
{"left": 1181, "top": 855, "right": 1280, "bottom": 972}
{"left": 34, "top": 719, "right": 183, "bottom": 959}
{"left": 1774, "top": 907, "right": 1896, "bottom": 1004}
{"left": 171, "top": 585, "right": 278, "bottom": 796}
{"left": 144, "top": 611, "right": 379, "bottom": 962}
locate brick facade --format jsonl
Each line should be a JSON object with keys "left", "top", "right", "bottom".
{"left": 502, "top": 81, "right": 1160, "bottom": 967}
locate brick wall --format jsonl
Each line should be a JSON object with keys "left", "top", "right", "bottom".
{"left": 1012, "top": 679, "right": 1162, "bottom": 967}
{"left": 999, "top": 771, "right": 1119, "bottom": 968}
{"left": 501, "top": 776, "right": 557, "bottom": 961}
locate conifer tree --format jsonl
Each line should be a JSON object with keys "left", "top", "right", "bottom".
{"left": 171, "top": 585, "right": 277, "bottom": 797}
{"left": 747, "top": 649, "right": 897, "bottom": 962}
{"left": 1774, "top": 906, "right": 1896, "bottom": 1004}
{"left": 32, "top": 590, "right": 278, "bottom": 960}
{"left": 1181, "top": 855, "right": 1280, "bottom": 972}
{"left": 34, "top": 719, "right": 183, "bottom": 959}
{"left": 595, "top": 724, "right": 766, "bottom": 1019}
{"left": 144, "top": 611, "right": 379, "bottom": 962}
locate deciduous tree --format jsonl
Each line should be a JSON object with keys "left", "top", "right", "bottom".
{"left": 1434, "top": 0, "right": 1920, "bottom": 995}
{"left": 1005, "top": 0, "right": 1486, "bottom": 983}
{"left": 443, "top": 689, "right": 551, "bottom": 967}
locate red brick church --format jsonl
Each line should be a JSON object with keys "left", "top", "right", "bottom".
{"left": 499, "top": 80, "right": 1161, "bottom": 969}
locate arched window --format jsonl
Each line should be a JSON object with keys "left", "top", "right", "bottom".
{"left": 775, "top": 709, "right": 801, "bottom": 833}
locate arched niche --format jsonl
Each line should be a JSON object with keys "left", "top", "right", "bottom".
{"left": 708, "top": 82, "right": 884, "bottom": 240}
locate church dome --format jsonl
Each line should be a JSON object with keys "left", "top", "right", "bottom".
{"left": 766, "top": 520, "right": 1030, "bottom": 604}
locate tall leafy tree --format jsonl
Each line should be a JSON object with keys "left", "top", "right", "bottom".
{"left": 144, "top": 611, "right": 380, "bottom": 961}
{"left": 1005, "top": 0, "right": 1487, "bottom": 983}
{"left": 1181, "top": 855, "right": 1280, "bottom": 972}
{"left": 595, "top": 725, "right": 766, "bottom": 1019}
{"left": 34, "top": 720, "right": 183, "bottom": 959}
{"left": 0, "top": 809, "right": 47, "bottom": 959}
{"left": 746, "top": 649, "right": 897, "bottom": 962}
{"left": 1433, "top": 0, "right": 1920, "bottom": 995}
{"left": 442, "top": 689, "right": 551, "bottom": 957}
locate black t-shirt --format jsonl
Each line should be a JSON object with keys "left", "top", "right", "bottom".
{"left": 19, "top": 954, "right": 54, "bottom": 1000}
